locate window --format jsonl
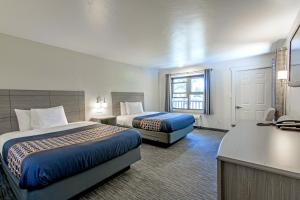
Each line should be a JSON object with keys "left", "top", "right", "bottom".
{"left": 171, "top": 75, "right": 205, "bottom": 110}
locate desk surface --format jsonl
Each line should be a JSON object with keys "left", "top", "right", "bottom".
{"left": 217, "top": 121, "right": 300, "bottom": 178}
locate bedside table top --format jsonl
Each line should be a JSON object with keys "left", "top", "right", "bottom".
{"left": 90, "top": 115, "right": 116, "bottom": 120}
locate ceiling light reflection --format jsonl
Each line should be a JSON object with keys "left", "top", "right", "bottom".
{"left": 170, "top": 19, "right": 205, "bottom": 67}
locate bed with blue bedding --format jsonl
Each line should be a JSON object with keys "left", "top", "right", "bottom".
{"left": 120, "top": 112, "right": 195, "bottom": 144}
{"left": 1, "top": 123, "right": 142, "bottom": 200}
{"left": 111, "top": 92, "right": 195, "bottom": 145}
{"left": 132, "top": 112, "right": 195, "bottom": 133}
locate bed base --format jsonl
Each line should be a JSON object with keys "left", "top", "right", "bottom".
{"left": 135, "top": 124, "right": 194, "bottom": 144}
{"left": 1, "top": 147, "right": 141, "bottom": 200}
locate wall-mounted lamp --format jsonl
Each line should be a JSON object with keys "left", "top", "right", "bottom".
{"left": 277, "top": 70, "right": 288, "bottom": 86}
{"left": 277, "top": 70, "right": 288, "bottom": 80}
{"left": 95, "top": 96, "right": 108, "bottom": 113}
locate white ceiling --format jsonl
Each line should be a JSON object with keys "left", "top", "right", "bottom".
{"left": 0, "top": 0, "right": 299, "bottom": 68}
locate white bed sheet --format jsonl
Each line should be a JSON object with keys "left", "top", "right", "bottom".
{"left": 116, "top": 112, "right": 158, "bottom": 127}
{"left": 0, "top": 121, "right": 97, "bottom": 156}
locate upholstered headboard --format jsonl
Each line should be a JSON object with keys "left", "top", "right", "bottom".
{"left": 111, "top": 92, "right": 144, "bottom": 116}
{"left": 0, "top": 90, "right": 85, "bottom": 134}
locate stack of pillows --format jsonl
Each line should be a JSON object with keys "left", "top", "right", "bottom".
{"left": 120, "top": 102, "right": 144, "bottom": 115}
{"left": 15, "top": 106, "right": 68, "bottom": 131}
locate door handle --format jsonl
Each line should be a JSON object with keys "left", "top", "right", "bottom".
{"left": 235, "top": 106, "right": 243, "bottom": 109}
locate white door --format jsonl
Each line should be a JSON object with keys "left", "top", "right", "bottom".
{"left": 234, "top": 68, "right": 272, "bottom": 122}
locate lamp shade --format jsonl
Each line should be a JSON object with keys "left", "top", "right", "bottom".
{"left": 95, "top": 102, "right": 102, "bottom": 113}
{"left": 102, "top": 102, "right": 108, "bottom": 108}
{"left": 277, "top": 70, "right": 288, "bottom": 80}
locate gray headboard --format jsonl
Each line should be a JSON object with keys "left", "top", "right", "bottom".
{"left": 111, "top": 92, "right": 144, "bottom": 116}
{"left": 0, "top": 89, "right": 85, "bottom": 134}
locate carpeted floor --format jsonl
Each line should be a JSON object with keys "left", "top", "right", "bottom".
{"left": 0, "top": 129, "right": 225, "bottom": 200}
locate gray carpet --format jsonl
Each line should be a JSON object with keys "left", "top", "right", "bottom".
{"left": 0, "top": 129, "right": 225, "bottom": 200}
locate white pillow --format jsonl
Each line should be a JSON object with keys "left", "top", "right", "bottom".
{"left": 15, "top": 109, "right": 32, "bottom": 131}
{"left": 125, "top": 102, "right": 144, "bottom": 115}
{"left": 31, "top": 106, "right": 68, "bottom": 129}
{"left": 120, "top": 102, "right": 127, "bottom": 115}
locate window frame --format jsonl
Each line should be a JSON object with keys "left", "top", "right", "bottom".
{"left": 171, "top": 74, "right": 205, "bottom": 111}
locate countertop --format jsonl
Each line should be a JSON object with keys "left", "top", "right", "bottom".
{"left": 217, "top": 121, "right": 300, "bottom": 178}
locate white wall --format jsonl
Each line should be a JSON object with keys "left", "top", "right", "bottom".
{"left": 0, "top": 33, "right": 159, "bottom": 119}
{"left": 159, "top": 53, "right": 274, "bottom": 130}
{"left": 286, "top": 10, "right": 300, "bottom": 117}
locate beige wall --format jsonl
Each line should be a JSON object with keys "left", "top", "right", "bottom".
{"left": 0, "top": 33, "right": 160, "bottom": 120}
{"left": 3, "top": 27, "right": 298, "bottom": 130}
{"left": 159, "top": 53, "right": 274, "bottom": 130}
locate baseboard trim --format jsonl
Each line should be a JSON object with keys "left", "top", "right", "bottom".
{"left": 194, "top": 126, "right": 229, "bottom": 133}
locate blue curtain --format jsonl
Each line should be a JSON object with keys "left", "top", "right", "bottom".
{"left": 204, "top": 69, "right": 211, "bottom": 115}
{"left": 165, "top": 74, "right": 172, "bottom": 112}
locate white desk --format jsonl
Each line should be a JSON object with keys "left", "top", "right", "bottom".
{"left": 217, "top": 121, "right": 300, "bottom": 200}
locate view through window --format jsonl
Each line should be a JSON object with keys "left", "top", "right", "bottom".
{"left": 171, "top": 75, "right": 204, "bottom": 110}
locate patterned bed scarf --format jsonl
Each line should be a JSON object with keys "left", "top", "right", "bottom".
{"left": 7, "top": 124, "right": 128, "bottom": 178}
{"left": 139, "top": 118, "right": 162, "bottom": 131}
{"left": 138, "top": 112, "right": 174, "bottom": 132}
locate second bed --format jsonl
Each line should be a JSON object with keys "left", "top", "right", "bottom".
{"left": 112, "top": 92, "right": 195, "bottom": 144}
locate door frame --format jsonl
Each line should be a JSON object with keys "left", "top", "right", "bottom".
{"left": 230, "top": 65, "right": 273, "bottom": 126}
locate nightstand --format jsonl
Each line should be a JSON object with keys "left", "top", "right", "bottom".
{"left": 90, "top": 116, "right": 117, "bottom": 126}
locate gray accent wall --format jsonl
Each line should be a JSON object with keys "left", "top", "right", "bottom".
{"left": 0, "top": 89, "right": 85, "bottom": 134}
{"left": 111, "top": 92, "right": 144, "bottom": 116}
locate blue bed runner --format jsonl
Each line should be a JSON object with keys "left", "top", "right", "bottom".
{"left": 132, "top": 112, "right": 195, "bottom": 133}
{"left": 2, "top": 124, "right": 141, "bottom": 189}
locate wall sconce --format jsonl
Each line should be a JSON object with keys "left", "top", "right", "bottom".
{"left": 277, "top": 70, "right": 288, "bottom": 85}
{"left": 95, "top": 96, "right": 108, "bottom": 113}
{"left": 101, "top": 97, "right": 108, "bottom": 108}
{"left": 277, "top": 70, "right": 288, "bottom": 80}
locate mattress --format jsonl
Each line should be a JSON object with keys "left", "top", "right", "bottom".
{"left": 117, "top": 112, "right": 195, "bottom": 133}
{"left": 0, "top": 121, "right": 142, "bottom": 190}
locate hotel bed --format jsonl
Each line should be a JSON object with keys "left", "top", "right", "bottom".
{"left": 0, "top": 90, "right": 142, "bottom": 200}
{"left": 112, "top": 92, "right": 195, "bottom": 144}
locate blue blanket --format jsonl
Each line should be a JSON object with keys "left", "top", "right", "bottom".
{"left": 132, "top": 112, "right": 195, "bottom": 133}
{"left": 2, "top": 124, "right": 141, "bottom": 189}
